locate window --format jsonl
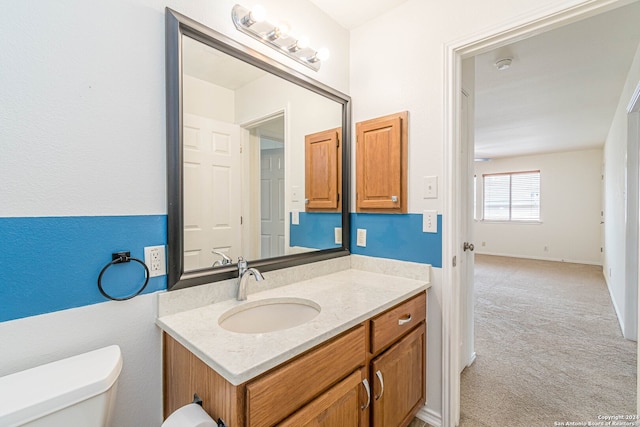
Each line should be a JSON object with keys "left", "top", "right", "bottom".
{"left": 483, "top": 171, "right": 540, "bottom": 221}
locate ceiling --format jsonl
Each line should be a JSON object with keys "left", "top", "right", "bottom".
{"left": 473, "top": 1, "right": 640, "bottom": 159}
{"left": 308, "top": 0, "right": 409, "bottom": 30}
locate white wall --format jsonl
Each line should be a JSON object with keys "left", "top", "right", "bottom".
{"left": 183, "top": 75, "right": 235, "bottom": 122}
{"left": 0, "top": 1, "right": 349, "bottom": 425}
{"left": 603, "top": 40, "right": 640, "bottom": 340}
{"left": 474, "top": 149, "right": 603, "bottom": 264}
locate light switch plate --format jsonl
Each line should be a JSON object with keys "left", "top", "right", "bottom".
{"left": 423, "top": 210, "right": 437, "bottom": 233}
{"left": 423, "top": 176, "right": 438, "bottom": 199}
{"left": 356, "top": 229, "right": 367, "bottom": 247}
{"left": 334, "top": 227, "right": 342, "bottom": 244}
{"left": 292, "top": 209, "right": 300, "bottom": 225}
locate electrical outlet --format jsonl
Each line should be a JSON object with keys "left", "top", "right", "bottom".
{"left": 423, "top": 210, "right": 437, "bottom": 233}
{"left": 356, "top": 229, "right": 367, "bottom": 247}
{"left": 144, "top": 245, "right": 166, "bottom": 277}
{"left": 334, "top": 227, "right": 342, "bottom": 244}
{"left": 292, "top": 209, "right": 300, "bottom": 225}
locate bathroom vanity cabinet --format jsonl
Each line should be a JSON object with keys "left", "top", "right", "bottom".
{"left": 162, "top": 291, "right": 426, "bottom": 427}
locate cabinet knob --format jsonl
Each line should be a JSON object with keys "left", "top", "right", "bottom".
{"left": 361, "top": 378, "right": 371, "bottom": 410}
{"left": 374, "top": 370, "right": 385, "bottom": 400}
{"left": 391, "top": 195, "right": 398, "bottom": 202}
{"left": 304, "top": 198, "right": 309, "bottom": 204}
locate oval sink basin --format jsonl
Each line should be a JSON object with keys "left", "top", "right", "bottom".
{"left": 218, "top": 298, "right": 321, "bottom": 334}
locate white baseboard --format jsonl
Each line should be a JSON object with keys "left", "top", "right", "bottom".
{"left": 603, "top": 272, "right": 626, "bottom": 338}
{"left": 467, "top": 351, "right": 476, "bottom": 367}
{"left": 474, "top": 251, "right": 602, "bottom": 266}
{"left": 416, "top": 406, "right": 442, "bottom": 427}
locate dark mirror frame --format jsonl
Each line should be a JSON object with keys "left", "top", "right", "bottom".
{"left": 165, "top": 8, "right": 351, "bottom": 291}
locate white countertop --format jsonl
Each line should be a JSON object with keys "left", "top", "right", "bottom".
{"left": 156, "top": 268, "right": 429, "bottom": 385}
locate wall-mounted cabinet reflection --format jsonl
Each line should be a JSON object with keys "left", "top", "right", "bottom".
{"left": 305, "top": 127, "right": 342, "bottom": 212}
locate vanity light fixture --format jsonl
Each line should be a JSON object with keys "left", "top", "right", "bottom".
{"left": 232, "top": 4, "right": 329, "bottom": 71}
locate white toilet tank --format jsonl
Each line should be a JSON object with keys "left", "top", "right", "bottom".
{"left": 0, "top": 345, "right": 123, "bottom": 427}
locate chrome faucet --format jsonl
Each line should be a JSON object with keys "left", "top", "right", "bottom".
{"left": 212, "top": 250, "right": 232, "bottom": 267}
{"left": 236, "top": 257, "right": 264, "bottom": 301}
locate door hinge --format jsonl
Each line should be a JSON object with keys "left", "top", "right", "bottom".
{"left": 240, "top": 216, "right": 243, "bottom": 225}
{"left": 452, "top": 256, "right": 457, "bottom": 267}
{"left": 240, "top": 145, "right": 243, "bottom": 153}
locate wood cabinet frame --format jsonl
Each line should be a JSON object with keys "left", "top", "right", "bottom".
{"left": 305, "top": 127, "right": 342, "bottom": 212}
{"left": 356, "top": 111, "right": 408, "bottom": 213}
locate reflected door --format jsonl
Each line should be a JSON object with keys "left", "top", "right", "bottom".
{"left": 260, "top": 147, "right": 285, "bottom": 258}
{"left": 183, "top": 113, "right": 242, "bottom": 270}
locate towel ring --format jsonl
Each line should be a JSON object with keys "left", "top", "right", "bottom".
{"left": 98, "top": 252, "right": 150, "bottom": 301}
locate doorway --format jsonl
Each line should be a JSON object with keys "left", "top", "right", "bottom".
{"left": 241, "top": 112, "right": 286, "bottom": 261}
{"left": 443, "top": 1, "right": 640, "bottom": 426}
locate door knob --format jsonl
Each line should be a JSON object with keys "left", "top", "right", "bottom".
{"left": 463, "top": 242, "right": 474, "bottom": 252}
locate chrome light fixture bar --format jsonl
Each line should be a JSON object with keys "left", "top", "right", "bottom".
{"left": 232, "top": 4, "right": 329, "bottom": 71}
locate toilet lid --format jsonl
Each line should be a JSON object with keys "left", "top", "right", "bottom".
{"left": 0, "top": 345, "right": 122, "bottom": 426}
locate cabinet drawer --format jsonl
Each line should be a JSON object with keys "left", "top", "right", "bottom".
{"left": 370, "top": 292, "right": 426, "bottom": 354}
{"left": 246, "top": 325, "right": 365, "bottom": 427}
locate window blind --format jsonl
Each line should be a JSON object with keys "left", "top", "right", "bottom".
{"left": 483, "top": 171, "right": 540, "bottom": 221}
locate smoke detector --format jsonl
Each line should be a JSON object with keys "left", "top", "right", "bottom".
{"left": 495, "top": 58, "right": 512, "bottom": 71}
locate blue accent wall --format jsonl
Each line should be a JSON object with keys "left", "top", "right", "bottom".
{"left": 1, "top": 212, "right": 441, "bottom": 322}
{"left": 350, "top": 213, "right": 442, "bottom": 268}
{"left": 290, "top": 212, "right": 342, "bottom": 250}
{"left": 0, "top": 215, "right": 167, "bottom": 322}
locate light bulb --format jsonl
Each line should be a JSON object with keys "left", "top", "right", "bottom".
{"left": 296, "top": 37, "right": 310, "bottom": 50}
{"left": 316, "top": 48, "right": 330, "bottom": 61}
{"left": 277, "top": 22, "right": 290, "bottom": 38}
{"left": 250, "top": 5, "right": 266, "bottom": 23}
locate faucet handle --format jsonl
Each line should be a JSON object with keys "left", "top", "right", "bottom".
{"left": 211, "top": 250, "right": 232, "bottom": 265}
{"left": 237, "top": 256, "right": 248, "bottom": 275}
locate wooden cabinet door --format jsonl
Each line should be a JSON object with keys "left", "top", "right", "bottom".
{"left": 356, "top": 112, "right": 407, "bottom": 213}
{"left": 278, "top": 368, "right": 368, "bottom": 427}
{"left": 371, "top": 323, "right": 425, "bottom": 427}
{"left": 305, "top": 127, "right": 341, "bottom": 211}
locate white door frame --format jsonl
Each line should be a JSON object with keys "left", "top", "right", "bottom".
{"left": 442, "top": 1, "right": 635, "bottom": 425}
{"left": 626, "top": 81, "right": 640, "bottom": 341}
{"left": 629, "top": 81, "right": 640, "bottom": 416}
{"left": 239, "top": 109, "right": 287, "bottom": 260}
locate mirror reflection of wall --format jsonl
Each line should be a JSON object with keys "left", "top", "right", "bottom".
{"left": 181, "top": 35, "right": 342, "bottom": 273}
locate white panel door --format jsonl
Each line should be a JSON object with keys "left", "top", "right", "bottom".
{"left": 183, "top": 113, "right": 241, "bottom": 270}
{"left": 260, "top": 148, "right": 285, "bottom": 258}
{"left": 460, "top": 90, "right": 476, "bottom": 372}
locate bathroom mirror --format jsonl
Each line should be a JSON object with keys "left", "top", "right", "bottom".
{"left": 166, "top": 8, "right": 351, "bottom": 290}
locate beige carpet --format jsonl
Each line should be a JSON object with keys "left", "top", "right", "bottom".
{"left": 459, "top": 255, "right": 637, "bottom": 427}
